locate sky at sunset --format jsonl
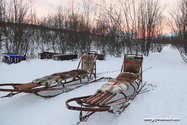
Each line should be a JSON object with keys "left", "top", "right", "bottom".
{"left": 34, "top": 0, "right": 81, "bottom": 17}
{"left": 33, "top": 0, "right": 177, "bottom": 33}
{"left": 34, "top": 0, "right": 176, "bottom": 17}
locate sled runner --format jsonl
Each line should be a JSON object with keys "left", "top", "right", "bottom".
{"left": 66, "top": 54, "right": 147, "bottom": 123}
{"left": 0, "top": 51, "right": 97, "bottom": 98}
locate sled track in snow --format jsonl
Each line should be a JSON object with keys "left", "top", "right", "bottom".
{"left": 178, "top": 49, "right": 187, "bottom": 63}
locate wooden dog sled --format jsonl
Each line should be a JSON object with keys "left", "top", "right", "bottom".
{"left": 0, "top": 51, "right": 97, "bottom": 98}
{"left": 66, "top": 54, "right": 147, "bottom": 123}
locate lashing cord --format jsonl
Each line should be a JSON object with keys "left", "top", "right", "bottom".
{"left": 76, "top": 104, "right": 96, "bottom": 125}
{"left": 142, "top": 67, "right": 152, "bottom": 73}
{"left": 77, "top": 111, "right": 95, "bottom": 125}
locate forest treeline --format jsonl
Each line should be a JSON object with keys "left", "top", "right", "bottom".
{"left": 0, "top": 0, "right": 186, "bottom": 58}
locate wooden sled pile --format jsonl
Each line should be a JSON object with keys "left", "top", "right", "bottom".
{"left": 0, "top": 51, "right": 97, "bottom": 98}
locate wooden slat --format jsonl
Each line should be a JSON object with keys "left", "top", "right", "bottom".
{"left": 90, "top": 93, "right": 107, "bottom": 105}
{"left": 99, "top": 94, "right": 115, "bottom": 107}
{"left": 86, "top": 93, "right": 102, "bottom": 103}
{"left": 94, "top": 94, "right": 110, "bottom": 105}
{"left": 82, "top": 92, "right": 99, "bottom": 103}
{"left": 14, "top": 83, "right": 40, "bottom": 90}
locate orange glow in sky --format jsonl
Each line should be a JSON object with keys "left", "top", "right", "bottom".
{"left": 33, "top": 0, "right": 176, "bottom": 34}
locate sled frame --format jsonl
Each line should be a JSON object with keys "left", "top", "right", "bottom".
{"left": 66, "top": 54, "right": 144, "bottom": 123}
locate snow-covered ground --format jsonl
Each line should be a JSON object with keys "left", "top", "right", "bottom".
{"left": 0, "top": 45, "right": 186, "bottom": 125}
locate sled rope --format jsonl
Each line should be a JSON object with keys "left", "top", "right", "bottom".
{"left": 105, "top": 83, "right": 148, "bottom": 106}
{"left": 142, "top": 67, "right": 152, "bottom": 73}
{"left": 97, "top": 70, "right": 121, "bottom": 75}
{"left": 112, "top": 82, "right": 119, "bottom": 86}
{"left": 1, "top": 92, "right": 20, "bottom": 98}
{"left": 125, "top": 62, "right": 141, "bottom": 64}
{"left": 77, "top": 111, "right": 95, "bottom": 125}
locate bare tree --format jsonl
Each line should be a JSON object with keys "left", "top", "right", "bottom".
{"left": 82, "top": 0, "right": 93, "bottom": 51}
{"left": 170, "top": 0, "right": 187, "bottom": 39}
{"left": 138, "top": 0, "right": 166, "bottom": 40}
{"left": 0, "top": 0, "right": 7, "bottom": 60}
{"left": 2, "top": 0, "right": 36, "bottom": 56}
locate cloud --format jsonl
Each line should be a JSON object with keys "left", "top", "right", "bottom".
{"left": 34, "top": 0, "right": 62, "bottom": 17}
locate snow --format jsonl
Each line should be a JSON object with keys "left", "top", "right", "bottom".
{"left": 160, "top": 31, "right": 176, "bottom": 37}
{"left": 156, "top": 30, "right": 184, "bottom": 38}
{"left": 0, "top": 45, "right": 187, "bottom": 125}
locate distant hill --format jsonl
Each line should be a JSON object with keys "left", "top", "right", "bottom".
{"left": 152, "top": 30, "right": 187, "bottom": 39}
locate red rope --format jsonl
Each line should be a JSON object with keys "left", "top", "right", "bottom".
{"left": 125, "top": 76, "right": 131, "bottom": 78}
{"left": 70, "top": 70, "right": 76, "bottom": 72}
{"left": 117, "top": 76, "right": 131, "bottom": 79}
{"left": 80, "top": 111, "right": 90, "bottom": 122}
{"left": 125, "top": 62, "right": 141, "bottom": 64}
{"left": 112, "top": 82, "right": 119, "bottom": 86}
{"left": 51, "top": 74, "right": 58, "bottom": 76}
{"left": 83, "top": 58, "right": 94, "bottom": 60}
